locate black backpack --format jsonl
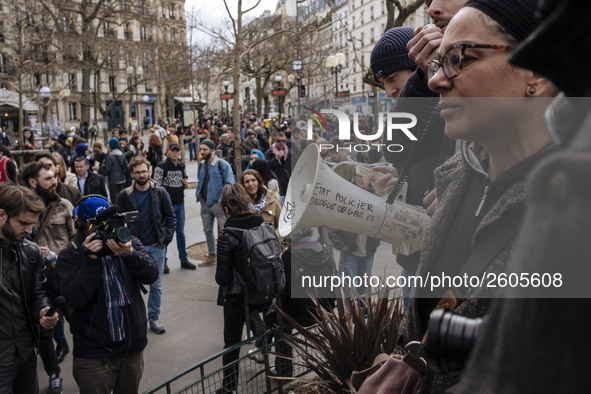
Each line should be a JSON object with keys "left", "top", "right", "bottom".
{"left": 225, "top": 223, "right": 285, "bottom": 305}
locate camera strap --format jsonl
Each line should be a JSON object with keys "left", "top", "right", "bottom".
{"left": 422, "top": 212, "right": 522, "bottom": 345}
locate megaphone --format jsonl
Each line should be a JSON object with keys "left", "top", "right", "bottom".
{"left": 279, "top": 144, "right": 430, "bottom": 255}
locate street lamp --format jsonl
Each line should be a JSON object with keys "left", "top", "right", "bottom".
{"left": 142, "top": 94, "right": 150, "bottom": 131}
{"left": 222, "top": 80, "right": 230, "bottom": 124}
{"left": 40, "top": 86, "right": 51, "bottom": 137}
{"left": 275, "top": 73, "right": 283, "bottom": 118}
{"left": 126, "top": 66, "right": 143, "bottom": 131}
{"left": 325, "top": 52, "right": 346, "bottom": 98}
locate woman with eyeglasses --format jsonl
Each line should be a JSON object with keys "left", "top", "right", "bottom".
{"left": 398, "top": 0, "right": 558, "bottom": 392}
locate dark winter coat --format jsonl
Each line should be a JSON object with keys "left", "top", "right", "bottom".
{"left": 215, "top": 213, "right": 264, "bottom": 300}
{"left": 57, "top": 235, "right": 158, "bottom": 358}
{"left": 402, "top": 140, "right": 554, "bottom": 393}
{"left": 78, "top": 170, "right": 108, "bottom": 199}
{"left": 117, "top": 180, "right": 176, "bottom": 246}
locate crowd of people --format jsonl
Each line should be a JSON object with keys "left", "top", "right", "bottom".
{"left": 0, "top": 0, "right": 589, "bottom": 392}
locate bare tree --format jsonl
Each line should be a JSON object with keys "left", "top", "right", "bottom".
{"left": 38, "top": 0, "right": 154, "bottom": 124}
{"left": 385, "top": 0, "right": 426, "bottom": 32}
{"left": 0, "top": 0, "right": 58, "bottom": 163}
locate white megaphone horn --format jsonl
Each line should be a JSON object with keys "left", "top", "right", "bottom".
{"left": 279, "top": 144, "right": 430, "bottom": 256}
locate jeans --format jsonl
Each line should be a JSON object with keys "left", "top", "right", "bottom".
{"left": 339, "top": 250, "right": 375, "bottom": 296}
{"left": 200, "top": 203, "right": 226, "bottom": 255}
{"left": 145, "top": 245, "right": 166, "bottom": 321}
{"left": 188, "top": 141, "right": 197, "bottom": 160}
{"left": 0, "top": 352, "right": 38, "bottom": 394}
{"left": 173, "top": 203, "right": 188, "bottom": 262}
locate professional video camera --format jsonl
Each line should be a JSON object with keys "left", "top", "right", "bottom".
{"left": 424, "top": 308, "right": 484, "bottom": 373}
{"left": 92, "top": 205, "right": 139, "bottom": 244}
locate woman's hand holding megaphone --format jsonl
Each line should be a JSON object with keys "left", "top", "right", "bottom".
{"left": 369, "top": 166, "right": 399, "bottom": 197}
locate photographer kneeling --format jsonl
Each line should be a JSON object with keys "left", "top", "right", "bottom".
{"left": 56, "top": 195, "right": 159, "bottom": 394}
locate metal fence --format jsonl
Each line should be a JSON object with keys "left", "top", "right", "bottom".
{"left": 143, "top": 327, "right": 318, "bottom": 394}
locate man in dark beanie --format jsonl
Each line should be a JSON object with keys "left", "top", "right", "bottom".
{"left": 371, "top": 27, "right": 417, "bottom": 98}
{"left": 195, "top": 139, "right": 235, "bottom": 266}
{"left": 371, "top": 14, "right": 457, "bottom": 310}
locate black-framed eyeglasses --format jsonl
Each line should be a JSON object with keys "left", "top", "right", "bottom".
{"left": 427, "top": 43, "right": 514, "bottom": 80}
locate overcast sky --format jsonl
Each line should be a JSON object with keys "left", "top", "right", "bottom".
{"left": 184, "top": 0, "right": 279, "bottom": 46}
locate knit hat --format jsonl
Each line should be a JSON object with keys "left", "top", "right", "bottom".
{"left": 465, "top": 0, "right": 539, "bottom": 42}
{"left": 109, "top": 137, "right": 119, "bottom": 149}
{"left": 75, "top": 143, "right": 88, "bottom": 157}
{"left": 370, "top": 27, "right": 417, "bottom": 82}
{"left": 200, "top": 139, "right": 215, "bottom": 150}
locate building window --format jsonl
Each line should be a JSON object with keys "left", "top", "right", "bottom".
{"left": 106, "top": 51, "right": 114, "bottom": 68}
{"left": 69, "top": 74, "right": 77, "bottom": 91}
{"left": 140, "top": 25, "right": 147, "bottom": 41}
{"left": 170, "top": 28, "right": 176, "bottom": 42}
{"left": 142, "top": 52, "right": 149, "bottom": 71}
{"left": 178, "top": 5, "right": 183, "bottom": 19}
{"left": 121, "top": 0, "right": 129, "bottom": 11}
{"left": 139, "top": 0, "right": 147, "bottom": 15}
{"left": 162, "top": 3, "right": 166, "bottom": 17}
{"left": 124, "top": 23, "right": 132, "bottom": 40}
{"left": 126, "top": 53, "right": 133, "bottom": 67}
{"left": 109, "top": 76, "right": 116, "bottom": 93}
{"left": 169, "top": 4, "right": 175, "bottom": 18}
{"left": 370, "top": 6, "right": 374, "bottom": 20}
{"left": 127, "top": 75, "right": 133, "bottom": 91}
{"left": 145, "top": 78, "right": 152, "bottom": 92}
{"left": 103, "top": 22, "right": 115, "bottom": 37}
{"left": 370, "top": 28, "right": 374, "bottom": 43}
{"left": 69, "top": 102, "right": 78, "bottom": 121}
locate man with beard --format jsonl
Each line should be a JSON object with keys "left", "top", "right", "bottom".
{"left": 117, "top": 156, "right": 175, "bottom": 335}
{"left": 20, "top": 161, "right": 75, "bottom": 393}
{"left": 0, "top": 185, "right": 59, "bottom": 393}
{"left": 195, "top": 139, "right": 234, "bottom": 267}
{"left": 35, "top": 152, "right": 82, "bottom": 206}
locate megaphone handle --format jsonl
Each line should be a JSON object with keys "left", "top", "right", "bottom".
{"left": 386, "top": 100, "right": 436, "bottom": 204}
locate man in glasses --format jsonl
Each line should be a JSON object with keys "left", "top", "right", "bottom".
{"left": 117, "top": 156, "right": 176, "bottom": 335}
{"left": 265, "top": 132, "right": 291, "bottom": 206}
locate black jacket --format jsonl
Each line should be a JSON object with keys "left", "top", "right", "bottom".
{"left": 56, "top": 235, "right": 158, "bottom": 359}
{"left": 78, "top": 171, "right": 108, "bottom": 199}
{"left": 265, "top": 148, "right": 292, "bottom": 196}
{"left": 117, "top": 180, "right": 176, "bottom": 246}
{"left": 14, "top": 240, "right": 50, "bottom": 343}
{"left": 215, "top": 213, "right": 264, "bottom": 300}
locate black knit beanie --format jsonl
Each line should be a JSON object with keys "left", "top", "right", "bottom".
{"left": 370, "top": 27, "right": 417, "bottom": 82}
{"left": 464, "top": 0, "right": 539, "bottom": 42}
{"left": 200, "top": 139, "right": 215, "bottom": 150}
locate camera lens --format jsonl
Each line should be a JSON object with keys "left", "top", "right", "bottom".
{"left": 425, "top": 309, "right": 483, "bottom": 373}
{"left": 115, "top": 227, "right": 132, "bottom": 243}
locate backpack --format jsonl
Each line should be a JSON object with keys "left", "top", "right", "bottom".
{"left": 225, "top": 223, "right": 285, "bottom": 305}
